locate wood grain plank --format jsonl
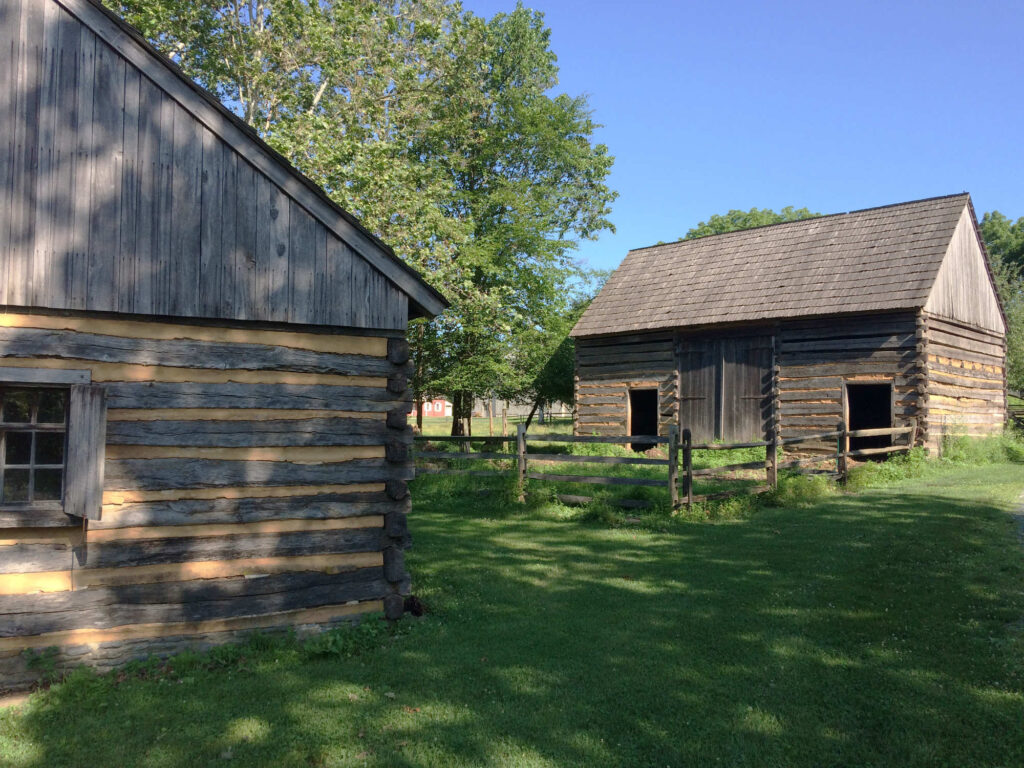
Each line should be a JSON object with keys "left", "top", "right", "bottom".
{"left": 105, "top": 417, "right": 400, "bottom": 447}
{"left": 116, "top": 63, "right": 140, "bottom": 314}
{"left": 103, "top": 457, "right": 412, "bottom": 491}
{"left": 94, "top": 491, "right": 401, "bottom": 530}
{"left": 132, "top": 75, "right": 162, "bottom": 314}
{"left": 101, "top": 381, "right": 404, "bottom": 411}
{"left": 0, "top": 569, "right": 391, "bottom": 638}
{"left": 0, "top": 312, "right": 389, "bottom": 356}
{"left": 85, "top": 40, "right": 124, "bottom": 311}
{"left": 0, "top": 599, "right": 381, "bottom": 652}
{"left": 73, "top": 526, "right": 385, "bottom": 570}
{"left": 288, "top": 199, "right": 317, "bottom": 325}
{"left": 30, "top": 0, "right": 61, "bottom": 307}
{"left": 198, "top": 127, "right": 224, "bottom": 317}
{"left": 8, "top": 0, "right": 44, "bottom": 307}
{"left": 0, "top": 0, "right": 22, "bottom": 299}
{"left": 168, "top": 101, "right": 202, "bottom": 316}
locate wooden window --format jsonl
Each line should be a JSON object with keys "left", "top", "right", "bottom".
{"left": 0, "top": 369, "right": 106, "bottom": 525}
{"left": 0, "top": 388, "right": 68, "bottom": 506}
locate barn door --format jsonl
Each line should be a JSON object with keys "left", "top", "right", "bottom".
{"left": 722, "top": 336, "right": 772, "bottom": 441}
{"left": 678, "top": 341, "right": 716, "bottom": 442}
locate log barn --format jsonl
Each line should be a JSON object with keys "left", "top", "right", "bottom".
{"left": 572, "top": 194, "right": 1006, "bottom": 452}
{"left": 0, "top": 0, "right": 446, "bottom": 689}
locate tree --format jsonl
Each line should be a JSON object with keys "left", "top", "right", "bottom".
{"left": 683, "top": 206, "right": 820, "bottom": 240}
{"left": 105, "top": 1, "right": 617, "bottom": 435}
{"left": 516, "top": 294, "right": 597, "bottom": 429}
{"left": 980, "top": 211, "right": 1024, "bottom": 390}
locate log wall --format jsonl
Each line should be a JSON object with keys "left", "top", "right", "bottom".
{"left": 574, "top": 332, "right": 677, "bottom": 436}
{"left": 775, "top": 312, "right": 923, "bottom": 451}
{"left": 574, "top": 312, "right": 982, "bottom": 452}
{"left": 922, "top": 313, "right": 1006, "bottom": 447}
{"left": 0, "top": 311, "right": 413, "bottom": 690}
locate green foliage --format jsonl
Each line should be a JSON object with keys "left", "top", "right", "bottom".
{"left": 21, "top": 647, "right": 62, "bottom": 687}
{"left": 981, "top": 211, "right": 1024, "bottom": 272}
{"left": 303, "top": 620, "right": 393, "bottom": 660}
{"left": 938, "top": 431, "right": 1024, "bottom": 465}
{"left": 980, "top": 210, "right": 1024, "bottom": 390}
{"left": 845, "top": 447, "right": 931, "bottom": 490}
{"left": 683, "top": 206, "right": 821, "bottom": 240}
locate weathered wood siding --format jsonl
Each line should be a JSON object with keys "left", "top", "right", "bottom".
{"left": 924, "top": 207, "right": 1005, "bottom": 334}
{"left": 775, "top": 312, "right": 921, "bottom": 450}
{"left": 0, "top": 0, "right": 407, "bottom": 329}
{"left": 677, "top": 334, "right": 772, "bottom": 442}
{"left": 0, "top": 312, "right": 413, "bottom": 688}
{"left": 574, "top": 333, "right": 677, "bottom": 436}
{"left": 921, "top": 313, "right": 1006, "bottom": 446}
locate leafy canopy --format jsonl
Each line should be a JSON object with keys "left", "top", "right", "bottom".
{"left": 980, "top": 211, "right": 1024, "bottom": 390}
{"left": 683, "top": 206, "right": 820, "bottom": 240}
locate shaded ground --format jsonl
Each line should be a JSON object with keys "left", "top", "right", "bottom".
{"left": 1, "top": 465, "right": 1023, "bottom": 767}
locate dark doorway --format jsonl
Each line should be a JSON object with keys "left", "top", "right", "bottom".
{"left": 629, "top": 389, "right": 659, "bottom": 452}
{"left": 846, "top": 383, "right": 893, "bottom": 452}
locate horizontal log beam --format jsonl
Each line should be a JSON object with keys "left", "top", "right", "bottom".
{"left": 525, "top": 453, "right": 670, "bottom": 466}
{"left": 0, "top": 569, "right": 391, "bottom": 638}
{"left": 104, "top": 458, "right": 413, "bottom": 491}
{"left": 526, "top": 434, "right": 668, "bottom": 444}
{"left": 525, "top": 472, "right": 665, "bottom": 487}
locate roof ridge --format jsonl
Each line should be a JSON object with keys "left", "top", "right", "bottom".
{"left": 629, "top": 192, "right": 970, "bottom": 254}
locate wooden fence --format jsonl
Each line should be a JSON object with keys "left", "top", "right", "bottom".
{"left": 414, "top": 420, "right": 918, "bottom": 510}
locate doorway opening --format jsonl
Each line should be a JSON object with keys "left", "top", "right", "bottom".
{"left": 628, "top": 389, "right": 659, "bottom": 452}
{"left": 846, "top": 382, "right": 893, "bottom": 452}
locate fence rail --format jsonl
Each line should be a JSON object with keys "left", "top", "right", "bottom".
{"left": 413, "top": 418, "right": 918, "bottom": 510}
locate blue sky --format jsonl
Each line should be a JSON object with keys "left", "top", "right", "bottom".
{"left": 462, "top": 0, "right": 1024, "bottom": 273}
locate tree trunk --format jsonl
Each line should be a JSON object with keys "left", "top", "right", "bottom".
{"left": 450, "top": 391, "right": 472, "bottom": 436}
{"left": 523, "top": 401, "right": 540, "bottom": 431}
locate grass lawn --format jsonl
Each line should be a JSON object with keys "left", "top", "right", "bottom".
{"left": 2, "top": 463, "right": 1024, "bottom": 767}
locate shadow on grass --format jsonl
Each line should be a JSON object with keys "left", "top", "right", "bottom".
{"left": 5, "top": 468, "right": 1024, "bottom": 767}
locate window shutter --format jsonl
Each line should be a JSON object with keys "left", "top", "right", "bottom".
{"left": 65, "top": 384, "right": 107, "bottom": 520}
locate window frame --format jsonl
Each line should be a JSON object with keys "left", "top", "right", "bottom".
{"left": 0, "top": 367, "right": 91, "bottom": 528}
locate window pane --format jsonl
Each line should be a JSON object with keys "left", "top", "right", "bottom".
{"left": 36, "top": 432, "right": 65, "bottom": 465}
{"left": 2, "top": 391, "right": 33, "bottom": 424}
{"left": 34, "top": 469, "right": 63, "bottom": 501}
{"left": 37, "top": 390, "right": 67, "bottom": 424}
{"left": 5, "top": 432, "right": 32, "bottom": 465}
{"left": 2, "top": 469, "right": 29, "bottom": 502}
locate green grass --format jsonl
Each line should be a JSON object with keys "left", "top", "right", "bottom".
{"left": 2, "top": 462, "right": 1024, "bottom": 767}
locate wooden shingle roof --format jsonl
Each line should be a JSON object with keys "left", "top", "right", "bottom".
{"left": 572, "top": 193, "right": 974, "bottom": 337}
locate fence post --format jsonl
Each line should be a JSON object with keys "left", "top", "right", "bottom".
{"left": 682, "top": 428, "right": 693, "bottom": 507}
{"left": 668, "top": 425, "right": 680, "bottom": 509}
{"left": 909, "top": 416, "right": 919, "bottom": 449}
{"left": 502, "top": 408, "right": 508, "bottom": 437}
{"left": 767, "top": 426, "right": 778, "bottom": 488}
{"left": 836, "top": 420, "right": 847, "bottom": 481}
{"left": 516, "top": 423, "right": 527, "bottom": 502}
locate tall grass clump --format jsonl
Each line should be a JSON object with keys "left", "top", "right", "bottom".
{"left": 765, "top": 472, "right": 838, "bottom": 507}
{"left": 939, "top": 429, "right": 1024, "bottom": 465}
{"left": 845, "top": 446, "right": 931, "bottom": 490}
